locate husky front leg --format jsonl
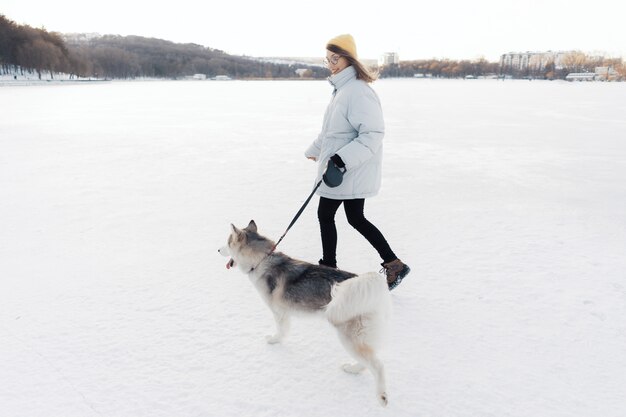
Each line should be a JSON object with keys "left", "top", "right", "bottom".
{"left": 266, "top": 309, "right": 290, "bottom": 344}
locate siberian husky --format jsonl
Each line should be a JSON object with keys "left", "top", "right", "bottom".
{"left": 219, "top": 220, "right": 392, "bottom": 406}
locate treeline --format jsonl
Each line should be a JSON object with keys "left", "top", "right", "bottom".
{"left": 380, "top": 58, "right": 500, "bottom": 78}
{"left": 0, "top": 14, "right": 78, "bottom": 78}
{"left": 0, "top": 14, "right": 326, "bottom": 80}
{"left": 380, "top": 54, "right": 626, "bottom": 80}
{"left": 6, "top": 14, "right": 624, "bottom": 82}
{"left": 65, "top": 35, "right": 327, "bottom": 79}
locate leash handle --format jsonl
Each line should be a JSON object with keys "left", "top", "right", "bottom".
{"left": 272, "top": 180, "right": 323, "bottom": 251}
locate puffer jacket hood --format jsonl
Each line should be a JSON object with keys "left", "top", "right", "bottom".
{"left": 305, "top": 65, "right": 385, "bottom": 199}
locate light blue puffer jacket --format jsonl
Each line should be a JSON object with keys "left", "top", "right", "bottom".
{"left": 305, "top": 65, "right": 385, "bottom": 199}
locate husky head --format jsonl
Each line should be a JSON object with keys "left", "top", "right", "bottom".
{"left": 219, "top": 220, "right": 275, "bottom": 272}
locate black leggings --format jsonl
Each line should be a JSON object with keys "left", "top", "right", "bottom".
{"left": 317, "top": 197, "right": 397, "bottom": 266}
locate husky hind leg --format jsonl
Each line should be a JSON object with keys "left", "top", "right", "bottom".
{"left": 335, "top": 318, "right": 388, "bottom": 406}
{"left": 325, "top": 272, "right": 391, "bottom": 406}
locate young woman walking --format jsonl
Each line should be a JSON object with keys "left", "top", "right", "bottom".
{"left": 305, "top": 34, "right": 410, "bottom": 290}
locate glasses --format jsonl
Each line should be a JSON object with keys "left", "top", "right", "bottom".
{"left": 323, "top": 54, "right": 341, "bottom": 66}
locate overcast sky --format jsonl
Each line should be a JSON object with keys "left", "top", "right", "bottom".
{"left": 3, "top": 0, "right": 625, "bottom": 61}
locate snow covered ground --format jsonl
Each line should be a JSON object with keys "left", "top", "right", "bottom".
{"left": 1, "top": 79, "right": 625, "bottom": 417}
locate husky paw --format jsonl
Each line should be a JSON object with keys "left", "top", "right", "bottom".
{"left": 265, "top": 335, "right": 282, "bottom": 344}
{"left": 378, "top": 392, "right": 388, "bottom": 407}
{"left": 342, "top": 363, "right": 366, "bottom": 374}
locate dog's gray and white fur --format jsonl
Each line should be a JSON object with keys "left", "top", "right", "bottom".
{"left": 219, "top": 220, "right": 391, "bottom": 406}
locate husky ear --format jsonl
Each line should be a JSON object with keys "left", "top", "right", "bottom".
{"left": 231, "top": 223, "right": 246, "bottom": 242}
{"left": 245, "top": 220, "right": 257, "bottom": 233}
{"left": 231, "top": 223, "right": 243, "bottom": 235}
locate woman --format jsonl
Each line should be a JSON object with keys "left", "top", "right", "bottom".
{"left": 305, "top": 34, "right": 410, "bottom": 290}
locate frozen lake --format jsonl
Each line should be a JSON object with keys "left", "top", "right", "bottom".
{"left": 1, "top": 79, "right": 626, "bottom": 417}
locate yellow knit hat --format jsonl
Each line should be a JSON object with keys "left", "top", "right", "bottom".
{"left": 326, "top": 34, "right": 357, "bottom": 59}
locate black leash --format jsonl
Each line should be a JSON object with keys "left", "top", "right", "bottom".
{"left": 248, "top": 180, "right": 322, "bottom": 273}
{"left": 271, "top": 179, "right": 323, "bottom": 252}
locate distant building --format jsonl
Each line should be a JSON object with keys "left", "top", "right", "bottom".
{"left": 295, "top": 68, "right": 312, "bottom": 77}
{"left": 379, "top": 52, "right": 400, "bottom": 66}
{"left": 213, "top": 75, "right": 232, "bottom": 81}
{"left": 192, "top": 74, "right": 207, "bottom": 80}
{"left": 594, "top": 66, "right": 618, "bottom": 81}
{"left": 565, "top": 73, "right": 596, "bottom": 81}
{"left": 564, "top": 67, "right": 619, "bottom": 82}
{"left": 500, "top": 51, "right": 569, "bottom": 71}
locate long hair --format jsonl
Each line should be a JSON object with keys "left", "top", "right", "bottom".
{"left": 327, "top": 44, "right": 378, "bottom": 83}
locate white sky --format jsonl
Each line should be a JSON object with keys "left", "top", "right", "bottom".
{"left": 3, "top": 0, "right": 625, "bottom": 61}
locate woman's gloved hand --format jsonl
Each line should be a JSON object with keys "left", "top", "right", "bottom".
{"left": 323, "top": 154, "right": 347, "bottom": 188}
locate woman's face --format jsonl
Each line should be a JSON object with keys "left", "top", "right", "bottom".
{"left": 324, "top": 50, "right": 349, "bottom": 75}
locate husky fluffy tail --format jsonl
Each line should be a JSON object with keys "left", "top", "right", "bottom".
{"left": 325, "top": 272, "right": 391, "bottom": 343}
